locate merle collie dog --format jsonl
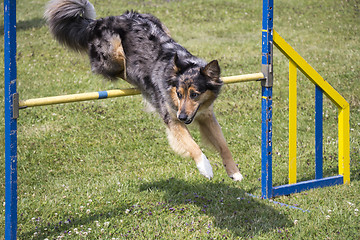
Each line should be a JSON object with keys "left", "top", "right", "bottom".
{"left": 44, "top": 0, "right": 243, "bottom": 181}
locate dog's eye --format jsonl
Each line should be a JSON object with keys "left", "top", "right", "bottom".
{"left": 177, "top": 92, "right": 183, "bottom": 99}
{"left": 190, "top": 92, "right": 199, "bottom": 99}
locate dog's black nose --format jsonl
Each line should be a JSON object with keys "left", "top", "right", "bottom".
{"left": 178, "top": 113, "right": 188, "bottom": 121}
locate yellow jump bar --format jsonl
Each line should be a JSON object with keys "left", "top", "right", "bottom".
{"left": 19, "top": 73, "right": 264, "bottom": 108}
{"left": 222, "top": 72, "right": 264, "bottom": 84}
{"left": 19, "top": 88, "right": 141, "bottom": 108}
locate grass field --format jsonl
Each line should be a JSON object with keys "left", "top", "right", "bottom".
{"left": 1, "top": 0, "right": 360, "bottom": 239}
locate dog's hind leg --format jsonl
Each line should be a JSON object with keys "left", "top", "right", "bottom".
{"left": 89, "top": 35, "right": 127, "bottom": 80}
{"left": 166, "top": 120, "right": 213, "bottom": 179}
{"left": 197, "top": 112, "right": 243, "bottom": 181}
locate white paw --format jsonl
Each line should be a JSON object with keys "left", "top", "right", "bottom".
{"left": 230, "top": 172, "right": 244, "bottom": 181}
{"left": 196, "top": 153, "right": 213, "bottom": 180}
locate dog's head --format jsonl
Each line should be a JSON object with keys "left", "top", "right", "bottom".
{"left": 169, "top": 54, "right": 223, "bottom": 124}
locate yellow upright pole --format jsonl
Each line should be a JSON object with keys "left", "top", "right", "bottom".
{"left": 289, "top": 60, "right": 297, "bottom": 184}
{"left": 339, "top": 106, "right": 350, "bottom": 184}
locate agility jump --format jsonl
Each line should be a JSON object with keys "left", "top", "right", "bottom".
{"left": 18, "top": 73, "right": 265, "bottom": 108}
{"left": 4, "top": 0, "right": 350, "bottom": 239}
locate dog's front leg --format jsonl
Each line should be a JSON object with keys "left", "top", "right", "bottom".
{"left": 197, "top": 112, "right": 243, "bottom": 181}
{"left": 166, "top": 120, "right": 213, "bottom": 179}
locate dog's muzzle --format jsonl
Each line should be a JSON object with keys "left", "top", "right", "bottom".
{"left": 178, "top": 113, "right": 193, "bottom": 124}
{"left": 177, "top": 105, "right": 200, "bottom": 124}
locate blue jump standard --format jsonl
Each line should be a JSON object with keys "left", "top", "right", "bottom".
{"left": 4, "top": 0, "right": 18, "bottom": 239}
{"left": 315, "top": 85, "right": 324, "bottom": 180}
{"left": 272, "top": 175, "right": 344, "bottom": 197}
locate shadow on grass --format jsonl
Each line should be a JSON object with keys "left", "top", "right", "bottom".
{"left": 1, "top": 18, "right": 45, "bottom": 35}
{"left": 18, "top": 178, "right": 292, "bottom": 239}
{"left": 139, "top": 178, "right": 292, "bottom": 238}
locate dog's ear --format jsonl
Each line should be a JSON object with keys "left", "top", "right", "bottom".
{"left": 167, "top": 53, "right": 181, "bottom": 87}
{"left": 201, "top": 60, "right": 222, "bottom": 85}
{"left": 173, "top": 53, "right": 183, "bottom": 73}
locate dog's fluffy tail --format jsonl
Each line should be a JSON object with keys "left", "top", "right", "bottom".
{"left": 44, "top": 0, "right": 96, "bottom": 52}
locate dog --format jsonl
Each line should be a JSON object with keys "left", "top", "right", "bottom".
{"left": 44, "top": 0, "right": 243, "bottom": 181}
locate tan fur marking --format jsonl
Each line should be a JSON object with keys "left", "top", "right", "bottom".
{"left": 173, "top": 64, "right": 180, "bottom": 73}
{"left": 177, "top": 85, "right": 200, "bottom": 119}
{"left": 198, "top": 90, "right": 216, "bottom": 110}
{"left": 196, "top": 112, "right": 240, "bottom": 177}
{"left": 180, "top": 98, "right": 199, "bottom": 118}
{"left": 111, "top": 36, "right": 127, "bottom": 80}
{"left": 170, "top": 87, "right": 179, "bottom": 108}
{"left": 161, "top": 23, "right": 171, "bottom": 37}
{"left": 167, "top": 120, "right": 203, "bottom": 161}
{"left": 188, "top": 86, "right": 199, "bottom": 95}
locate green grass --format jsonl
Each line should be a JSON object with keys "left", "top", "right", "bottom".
{"left": 1, "top": 0, "right": 360, "bottom": 239}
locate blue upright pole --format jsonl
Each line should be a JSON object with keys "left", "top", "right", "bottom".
{"left": 261, "top": 87, "right": 273, "bottom": 198}
{"left": 4, "top": 0, "right": 18, "bottom": 239}
{"left": 315, "top": 85, "right": 323, "bottom": 179}
{"left": 261, "top": 0, "right": 274, "bottom": 199}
